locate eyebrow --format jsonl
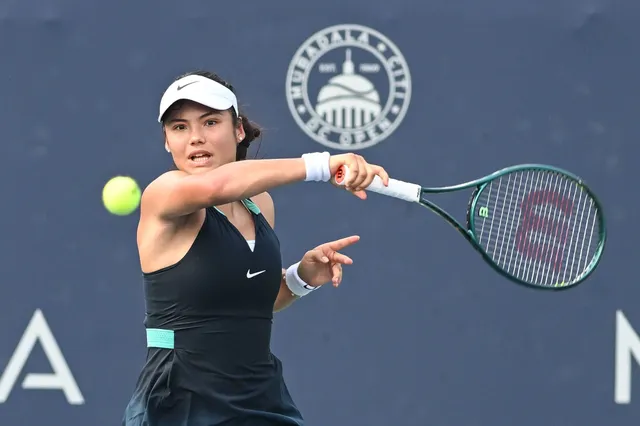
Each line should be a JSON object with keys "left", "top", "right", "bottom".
{"left": 168, "top": 110, "right": 223, "bottom": 123}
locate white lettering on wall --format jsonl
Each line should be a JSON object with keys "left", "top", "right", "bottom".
{"left": 0, "top": 309, "right": 84, "bottom": 404}
{"left": 615, "top": 310, "right": 640, "bottom": 404}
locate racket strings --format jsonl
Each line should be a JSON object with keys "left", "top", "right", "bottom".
{"left": 471, "top": 170, "right": 602, "bottom": 287}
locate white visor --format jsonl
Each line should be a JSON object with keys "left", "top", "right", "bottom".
{"left": 157, "top": 75, "right": 239, "bottom": 123}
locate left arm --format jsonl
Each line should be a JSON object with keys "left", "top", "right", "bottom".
{"left": 252, "top": 192, "right": 359, "bottom": 313}
{"left": 274, "top": 269, "right": 300, "bottom": 313}
{"left": 250, "top": 192, "right": 300, "bottom": 313}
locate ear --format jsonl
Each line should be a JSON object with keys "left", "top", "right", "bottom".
{"left": 165, "top": 141, "right": 171, "bottom": 153}
{"left": 236, "top": 117, "right": 246, "bottom": 143}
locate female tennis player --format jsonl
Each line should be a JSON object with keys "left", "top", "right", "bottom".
{"left": 122, "top": 70, "right": 389, "bottom": 426}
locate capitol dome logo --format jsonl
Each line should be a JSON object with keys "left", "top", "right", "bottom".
{"left": 285, "top": 24, "right": 412, "bottom": 150}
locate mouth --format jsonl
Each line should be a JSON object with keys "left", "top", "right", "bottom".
{"left": 188, "top": 151, "right": 212, "bottom": 165}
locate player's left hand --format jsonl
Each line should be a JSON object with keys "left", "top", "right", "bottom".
{"left": 297, "top": 235, "right": 360, "bottom": 287}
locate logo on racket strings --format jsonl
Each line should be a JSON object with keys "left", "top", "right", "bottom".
{"left": 515, "top": 190, "right": 574, "bottom": 273}
{"left": 285, "top": 24, "right": 412, "bottom": 150}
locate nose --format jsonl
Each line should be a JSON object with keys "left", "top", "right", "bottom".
{"left": 189, "top": 128, "right": 205, "bottom": 145}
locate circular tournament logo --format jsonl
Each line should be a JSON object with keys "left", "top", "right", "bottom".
{"left": 285, "top": 24, "right": 412, "bottom": 150}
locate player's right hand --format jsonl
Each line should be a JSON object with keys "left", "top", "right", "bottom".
{"left": 329, "top": 153, "right": 389, "bottom": 200}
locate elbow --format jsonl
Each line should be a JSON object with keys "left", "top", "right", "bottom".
{"left": 198, "top": 162, "right": 258, "bottom": 206}
{"left": 202, "top": 170, "right": 235, "bottom": 206}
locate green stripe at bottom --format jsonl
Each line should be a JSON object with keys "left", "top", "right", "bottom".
{"left": 146, "top": 328, "right": 174, "bottom": 349}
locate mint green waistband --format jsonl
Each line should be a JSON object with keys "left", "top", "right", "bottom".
{"left": 146, "top": 328, "right": 174, "bottom": 349}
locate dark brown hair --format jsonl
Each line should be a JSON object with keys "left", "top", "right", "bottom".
{"left": 160, "top": 70, "right": 262, "bottom": 161}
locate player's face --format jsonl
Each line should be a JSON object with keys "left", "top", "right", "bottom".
{"left": 163, "top": 101, "right": 244, "bottom": 174}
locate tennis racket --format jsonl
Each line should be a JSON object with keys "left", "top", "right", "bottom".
{"left": 334, "top": 164, "right": 606, "bottom": 290}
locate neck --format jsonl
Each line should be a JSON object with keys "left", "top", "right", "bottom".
{"left": 214, "top": 200, "right": 244, "bottom": 216}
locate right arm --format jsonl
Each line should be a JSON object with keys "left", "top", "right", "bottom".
{"left": 141, "top": 154, "right": 389, "bottom": 220}
{"left": 142, "top": 158, "right": 305, "bottom": 219}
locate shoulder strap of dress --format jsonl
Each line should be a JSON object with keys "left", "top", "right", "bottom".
{"left": 241, "top": 199, "right": 261, "bottom": 215}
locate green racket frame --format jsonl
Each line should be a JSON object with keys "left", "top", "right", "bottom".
{"left": 415, "top": 164, "right": 606, "bottom": 290}
{"left": 335, "top": 162, "right": 607, "bottom": 290}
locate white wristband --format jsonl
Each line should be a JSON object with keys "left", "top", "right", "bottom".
{"left": 285, "top": 261, "right": 319, "bottom": 297}
{"left": 301, "top": 152, "right": 331, "bottom": 182}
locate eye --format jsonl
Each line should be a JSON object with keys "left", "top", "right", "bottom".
{"left": 204, "top": 119, "right": 217, "bottom": 127}
{"left": 172, "top": 124, "right": 187, "bottom": 131}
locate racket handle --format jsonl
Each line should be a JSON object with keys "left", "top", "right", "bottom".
{"left": 334, "top": 165, "right": 421, "bottom": 203}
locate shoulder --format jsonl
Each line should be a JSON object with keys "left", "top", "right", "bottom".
{"left": 143, "top": 170, "right": 188, "bottom": 195}
{"left": 142, "top": 170, "right": 188, "bottom": 198}
{"left": 251, "top": 192, "right": 275, "bottom": 228}
{"left": 140, "top": 170, "right": 188, "bottom": 213}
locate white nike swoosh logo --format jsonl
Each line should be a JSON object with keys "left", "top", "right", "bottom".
{"left": 246, "top": 269, "right": 266, "bottom": 279}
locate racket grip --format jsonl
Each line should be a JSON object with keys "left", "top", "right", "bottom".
{"left": 334, "top": 165, "right": 421, "bottom": 203}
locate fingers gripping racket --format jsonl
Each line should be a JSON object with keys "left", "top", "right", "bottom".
{"left": 335, "top": 164, "right": 606, "bottom": 290}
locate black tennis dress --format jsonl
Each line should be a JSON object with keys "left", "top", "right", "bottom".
{"left": 123, "top": 199, "right": 304, "bottom": 426}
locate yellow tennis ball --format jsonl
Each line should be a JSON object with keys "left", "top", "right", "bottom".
{"left": 102, "top": 176, "right": 141, "bottom": 216}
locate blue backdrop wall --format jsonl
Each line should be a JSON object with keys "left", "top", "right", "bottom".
{"left": 0, "top": 0, "right": 638, "bottom": 425}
